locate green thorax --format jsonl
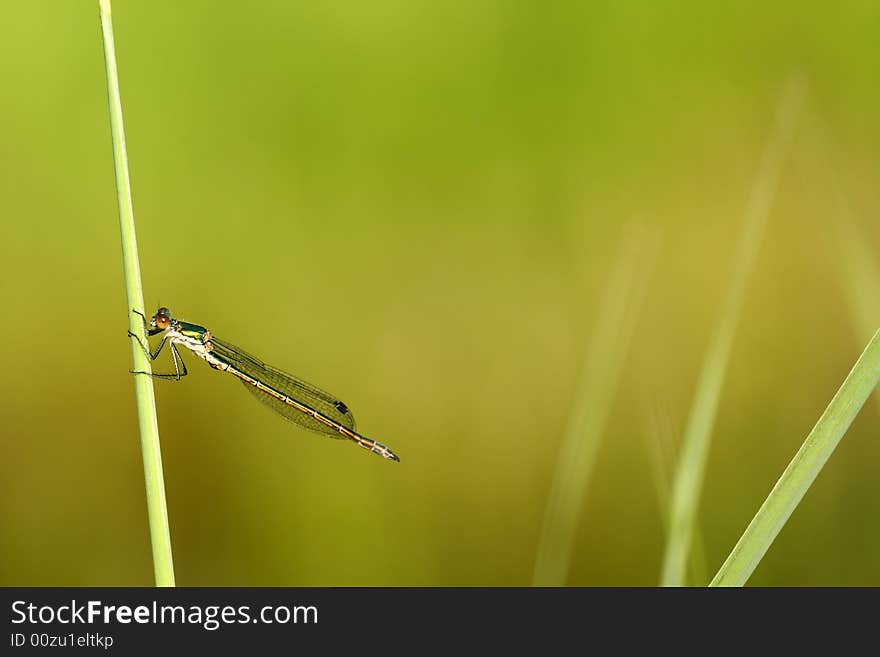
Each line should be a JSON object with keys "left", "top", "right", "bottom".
{"left": 176, "top": 320, "right": 209, "bottom": 342}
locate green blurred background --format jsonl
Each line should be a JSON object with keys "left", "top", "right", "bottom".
{"left": 1, "top": 1, "right": 878, "bottom": 586}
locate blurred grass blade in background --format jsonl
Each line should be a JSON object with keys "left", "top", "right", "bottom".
{"left": 710, "top": 329, "right": 880, "bottom": 586}
{"left": 643, "top": 403, "right": 708, "bottom": 586}
{"left": 99, "top": 0, "right": 175, "bottom": 586}
{"left": 827, "top": 190, "right": 880, "bottom": 379}
{"left": 660, "top": 78, "right": 806, "bottom": 586}
{"left": 533, "top": 223, "right": 657, "bottom": 586}
{"left": 796, "top": 119, "right": 880, "bottom": 415}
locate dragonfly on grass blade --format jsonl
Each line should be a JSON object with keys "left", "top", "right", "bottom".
{"left": 128, "top": 307, "right": 400, "bottom": 462}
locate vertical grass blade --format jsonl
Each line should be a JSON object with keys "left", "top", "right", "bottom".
{"left": 710, "top": 330, "right": 880, "bottom": 586}
{"left": 532, "top": 224, "right": 657, "bottom": 586}
{"left": 99, "top": 0, "right": 175, "bottom": 586}
{"left": 659, "top": 78, "right": 806, "bottom": 586}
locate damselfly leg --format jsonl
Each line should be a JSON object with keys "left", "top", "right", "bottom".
{"left": 129, "top": 309, "right": 188, "bottom": 380}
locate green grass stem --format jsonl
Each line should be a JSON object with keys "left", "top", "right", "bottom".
{"left": 532, "top": 224, "right": 657, "bottom": 586}
{"left": 659, "top": 78, "right": 806, "bottom": 586}
{"left": 99, "top": 0, "right": 175, "bottom": 586}
{"left": 710, "top": 329, "right": 880, "bottom": 586}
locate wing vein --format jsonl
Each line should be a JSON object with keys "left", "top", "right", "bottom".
{"left": 210, "top": 337, "right": 357, "bottom": 438}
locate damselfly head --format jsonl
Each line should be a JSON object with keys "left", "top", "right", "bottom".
{"left": 151, "top": 307, "right": 173, "bottom": 332}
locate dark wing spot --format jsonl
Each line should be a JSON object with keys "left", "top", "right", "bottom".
{"left": 334, "top": 401, "right": 350, "bottom": 415}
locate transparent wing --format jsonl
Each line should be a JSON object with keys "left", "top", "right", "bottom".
{"left": 210, "top": 337, "right": 356, "bottom": 439}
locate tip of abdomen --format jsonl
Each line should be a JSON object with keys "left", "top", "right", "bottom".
{"left": 375, "top": 442, "right": 400, "bottom": 462}
{"left": 358, "top": 437, "right": 400, "bottom": 462}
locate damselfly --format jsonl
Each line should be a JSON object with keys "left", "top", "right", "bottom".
{"left": 128, "top": 307, "right": 399, "bottom": 462}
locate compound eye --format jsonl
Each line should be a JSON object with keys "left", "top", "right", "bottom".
{"left": 154, "top": 309, "right": 171, "bottom": 330}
